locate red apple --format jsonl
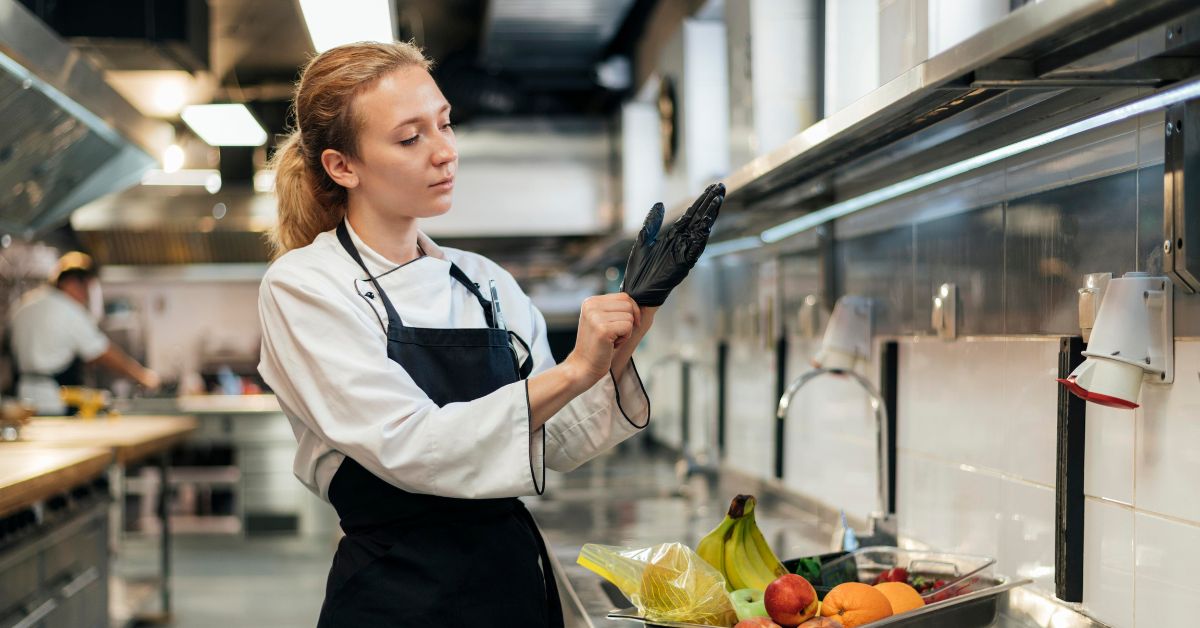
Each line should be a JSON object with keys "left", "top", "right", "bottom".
{"left": 734, "top": 618, "right": 782, "bottom": 628}
{"left": 764, "top": 574, "right": 819, "bottom": 626}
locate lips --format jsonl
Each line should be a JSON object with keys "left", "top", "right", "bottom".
{"left": 430, "top": 176, "right": 454, "bottom": 191}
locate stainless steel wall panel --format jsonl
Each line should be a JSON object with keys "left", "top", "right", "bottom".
{"left": 838, "top": 225, "right": 917, "bottom": 336}
{"left": 1139, "top": 164, "right": 1166, "bottom": 275}
{"left": 1139, "top": 110, "right": 1166, "bottom": 167}
{"left": 915, "top": 204, "right": 1007, "bottom": 335}
{"left": 1004, "top": 171, "right": 1139, "bottom": 334}
{"left": 1004, "top": 121, "right": 1139, "bottom": 202}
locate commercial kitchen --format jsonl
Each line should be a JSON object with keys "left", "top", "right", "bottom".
{"left": 1, "top": 0, "right": 1198, "bottom": 627}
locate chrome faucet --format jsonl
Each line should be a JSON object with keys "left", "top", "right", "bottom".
{"left": 777, "top": 367, "right": 897, "bottom": 550}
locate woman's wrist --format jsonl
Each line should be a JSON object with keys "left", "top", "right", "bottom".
{"left": 559, "top": 356, "right": 603, "bottom": 393}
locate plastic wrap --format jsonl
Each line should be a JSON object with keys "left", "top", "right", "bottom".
{"left": 578, "top": 542, "right": 737, "bottom": 627}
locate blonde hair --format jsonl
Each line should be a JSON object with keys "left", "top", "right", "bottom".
{"left": 268, "top": 41, "right": 432, "bottom": 256}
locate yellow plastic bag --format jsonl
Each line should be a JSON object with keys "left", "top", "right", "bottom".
{"left": 578, "top": 542, "right": 737, "bottom": 627}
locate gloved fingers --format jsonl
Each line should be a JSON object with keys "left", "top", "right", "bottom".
{"left": 637, "top": 202, "right": 665, "bottom": 247}
{"left": 690, "top": 189, "right": 723, "bottom": 236}
{"left": 675, "top": 183, "right": 718, "bottom": 231}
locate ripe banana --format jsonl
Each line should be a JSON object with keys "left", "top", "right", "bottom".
{"left": 696, "top": 508, "right": 736, "bottom": 578}
{"left": 744, "top": 509, "right": 788, "bottom": 580}
{"left": 696, "top": 495, "right": 790, "bottom": 592}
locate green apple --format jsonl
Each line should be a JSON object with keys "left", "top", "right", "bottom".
{"left": 729, "top": 588, "right": 770, "bottom": 621}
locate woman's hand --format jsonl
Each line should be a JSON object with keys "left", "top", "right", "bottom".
{"left": 611, "top": 305, "right": 656, "bottom": 380}
{"left": 564, "top": 293, "right": 641, "bottom": 385}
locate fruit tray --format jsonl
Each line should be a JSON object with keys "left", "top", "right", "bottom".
{"left": 782, "top": 546, "right": 997, "bottom": 603}
{"left": 606, "top": 575, "right": 1032, "bottom": 628}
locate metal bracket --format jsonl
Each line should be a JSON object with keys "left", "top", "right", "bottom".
{"left": 1165, "top": 99, "right": 1200, "bottom": 293}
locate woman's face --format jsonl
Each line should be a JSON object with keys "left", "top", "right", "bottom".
{"left": 344, "top": 66, "right": 457, "bottom": 219}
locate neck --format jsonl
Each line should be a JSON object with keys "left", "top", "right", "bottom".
{"left": 345, "top": 201, "right": 422, "bottom": 265}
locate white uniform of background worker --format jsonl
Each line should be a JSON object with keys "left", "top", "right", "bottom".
{"left": 9, "top": 252, "right": 159, "bottom": 415}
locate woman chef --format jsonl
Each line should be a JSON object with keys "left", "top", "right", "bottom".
{"left": 257, "top": 41, "right": 722, "bottom": 627}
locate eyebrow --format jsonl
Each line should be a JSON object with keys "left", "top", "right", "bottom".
{"left": 392, "top": 104, "right": 452, "bottom": 131}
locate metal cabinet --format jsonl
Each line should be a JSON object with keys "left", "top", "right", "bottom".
{"left": 0, "top": 497, "right": 109, "bottom": 628}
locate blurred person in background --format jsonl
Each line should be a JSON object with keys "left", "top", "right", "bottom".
{"left": 9, "top": 251, "right": 159, "bottom": 414}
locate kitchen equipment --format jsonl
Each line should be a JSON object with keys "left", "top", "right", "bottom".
{"left": 59, "top": 387, "right": 110, "bottom": 419}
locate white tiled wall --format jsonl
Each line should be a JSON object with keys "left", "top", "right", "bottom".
{"left": 892, "top": 336, "right": 1200, "bottom": 627}
{"left": 1134, "top": 512, "right": 1200, "bottom": 626}
{"left": 1084, "top": 498, "right": 1135, "bottom": 627}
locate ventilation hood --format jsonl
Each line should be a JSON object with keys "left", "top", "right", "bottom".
{"left": 0, "top": 0, "right": 170, "bottom": 237}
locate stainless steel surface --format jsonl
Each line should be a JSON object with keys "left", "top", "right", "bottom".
{"left": 915, "top": 206, "right": 1005, "bottom": 336}
{"left": 720, "top": 0, "right": 1193, "bottom": 212}
{"left": 0, "top": 0, "right": 166, "bottom": 236}
{"left": 533, "top": 448, "right": 1107, "bottom": 628}
{"left": 776, "top": 368, "right": 896, "bottom": 549}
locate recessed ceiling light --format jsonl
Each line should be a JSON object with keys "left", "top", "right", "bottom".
{"left": 298, "top": 0, "right": 396, "bottom": 53}
{"left": 181, "top": 104, "right": 268, "bottom": 147}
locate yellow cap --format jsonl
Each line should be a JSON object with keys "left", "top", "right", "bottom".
{"left": 50, "top": 251, "right": 96, "bottom": 284}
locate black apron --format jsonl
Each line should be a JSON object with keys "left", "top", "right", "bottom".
{"left": 318, "top": 221, "right": 561, "bottom": 627}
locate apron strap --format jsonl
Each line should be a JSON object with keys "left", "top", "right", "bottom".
{"left": 511, "top": 502, "right": 565, "bottom": 628}
{"left": 336, "top": 221, "right": 404, "bottom": 328}
{"left": 448, "top": 264, "right": 498, "bottom": 330}
{"left": 509, "top": 331, "right": 534, "bottom": 379}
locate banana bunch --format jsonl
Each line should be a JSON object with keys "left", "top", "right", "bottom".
{"left": 696, "top": 494, "right": 788, "bottom": 591}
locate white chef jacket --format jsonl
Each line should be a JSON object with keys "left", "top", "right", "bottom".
{"left": 9, "top": 285, "right": 110, "bottom": 414}
{"left": 257, "top": 222, "right": 650, "bottom": 501}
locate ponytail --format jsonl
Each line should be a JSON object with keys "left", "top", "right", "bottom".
{"left": 268, "top": 132, "right": 343, "bottom": 257}
{"left": 267, "top": 41, "right": 433, "bottom": 258}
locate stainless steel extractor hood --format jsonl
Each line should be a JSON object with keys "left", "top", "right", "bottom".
{"left": 0, "top": 0, "right": 170, "bottom": 237}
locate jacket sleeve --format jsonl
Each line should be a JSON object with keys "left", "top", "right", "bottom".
{"left": 257, "top": 265, "right": 543, "bottom": 499}
{"left": 523, "top": 298, "right": 650, "bottom": 473}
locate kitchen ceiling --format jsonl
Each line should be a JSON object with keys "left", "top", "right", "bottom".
{"left": 27, "top": 0, "right": 658, "bottom": 280}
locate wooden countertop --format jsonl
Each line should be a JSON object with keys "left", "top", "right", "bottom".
{"left": 5, "top": 415, "right": 199, "bottom": 465}
{"left": 0, "top": 446, "right": 111, "bottom": 517}
{"left": 175, "top": 394, "right": 281, "bottom": 415}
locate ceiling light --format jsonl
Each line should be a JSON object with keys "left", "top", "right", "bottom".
{"left": 759, "top": 75, "right": 1200, "bottom": 244}
{"left": 253, "top": 169, "right": 276, "bottom": 194}
{"left": 141, "top": 169, "right": 222, "bottom": 194}
{"left": 298, "top": 0, "right": 397, "bottom": 53}
{"left": 162, "top": 144, "right": 185, "bottom": 173}
{"left": 181, "top": 104, "right": 268, "bottom": 147}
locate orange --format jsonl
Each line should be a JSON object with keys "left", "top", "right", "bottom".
{"left": 873, "top": 582, "right": 925, "bottom": 614}
{"left": 819, "top": 582, "right": 893, "bottom": 627}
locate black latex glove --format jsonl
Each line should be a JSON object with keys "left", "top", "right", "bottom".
{"left": 621, "top": 183, "right": 725, "bottom": 307}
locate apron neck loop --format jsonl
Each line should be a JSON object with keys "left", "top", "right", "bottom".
{"left": 336, "top": 220, "right": 404, "bottom": 328}
{"left": 336, "top": 220, "right": 504, "bottom": 331}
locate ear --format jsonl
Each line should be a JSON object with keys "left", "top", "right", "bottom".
{"left": 321, "top": 148, "right": 359, "bottom": 189}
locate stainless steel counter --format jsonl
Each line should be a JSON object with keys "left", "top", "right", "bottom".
{"left": 527, "top": 445, "right": 1109, "bottom": 628}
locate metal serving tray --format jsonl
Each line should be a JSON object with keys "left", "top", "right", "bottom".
{"left": 606, "top": 575, "right": 1033, "bottom": 628}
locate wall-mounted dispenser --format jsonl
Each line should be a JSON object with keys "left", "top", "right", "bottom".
{"left": 812, "top": 296, "right": 872, "bottom": 370}
{"left": 1058, "top": 273, "right": 1174, "bottom": 409}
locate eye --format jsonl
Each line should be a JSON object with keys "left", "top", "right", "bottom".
{"left": 399, "top": 135, "right": 419, "bottom": 146}
{"left": 440, "top": 122, "right": 454, "bottom": 132}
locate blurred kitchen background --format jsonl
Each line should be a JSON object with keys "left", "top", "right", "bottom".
{"left": 2, "top": 0, "right": 1200, "bottom": 627}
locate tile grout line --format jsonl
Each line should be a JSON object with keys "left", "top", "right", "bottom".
{"left": 899, "top": 447, "right": 1056, "bottom": 491}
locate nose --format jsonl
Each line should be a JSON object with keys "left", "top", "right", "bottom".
{"left": 431, "top": 133, "right": 457, "bottom": 168}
